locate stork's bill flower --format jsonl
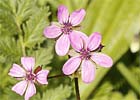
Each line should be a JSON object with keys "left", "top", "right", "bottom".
{"left": 44, "top": 5, "right": 86, "bottom": 56}
{"left": 9, "top": 57, "right": 49, "bottom": 100}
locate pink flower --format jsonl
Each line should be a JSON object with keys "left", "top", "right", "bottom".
{"left": 8, "top": 57, "right": 49, "bottom": 100}
{"left": 62, "top": 32, "right": 113, "bottom": 83}
{"left": 44, "top": 5, "right": 86, "bottom": 56}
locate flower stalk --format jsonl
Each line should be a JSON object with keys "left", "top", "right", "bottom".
{"left": 74, "top": 78, "right": 81, "bottom": 100}
{"left": 48, "top": 74, "right": 67, "bottom": 79}
{"left": 16, "top": 18, "right": 26, "bottom": 56}
{"left": 19, "top": 35, "right": 26, "bottom": 56}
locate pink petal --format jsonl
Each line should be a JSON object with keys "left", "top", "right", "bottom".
{"left": 21, "top": 57, "right": 35, "bottom": 72}
{"left": 8, "top": 64, "right": 25, "bottom": 77}
{"left": 25, "top": 81, "right": 36, "bottom": 100}
{"left": 81, "top": 60, "right": 96, "bottom": 83}
{"left": 57, "top": 5, "right": 69, "bottom": 24}
{"left": 43, "top": 25, "right": 62, "bottom": 38}
{"left": 91, "top": 53, "right": 113, "bottom": 68}
{"left": 36, "top": 70, "right": 49, "bottom": 84}
{"left": 69, "top": 31, "right": 88, "bottom": 52}
{"left": 12, "top": 80, "right": 27, "bottom": 96}
{"left": 69, "top": 9, "right": 86, "bottom": 26}
{"left": 55, "top": 34, "right": 70, "bottom": 56}
{"left": 87, "top": 32, "right": 102, "bottom": 51}
{"left": 62, "top": 57, "right": 81, "bottom": 75}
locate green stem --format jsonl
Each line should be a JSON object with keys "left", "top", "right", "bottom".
{"left": 19, "top": 35, "right": 26, "bottom": 56}
{"left": 74, "top": 78, "right": 81, "bottom": 100}
{"left": 48, "top": 74, "right": 68, "bottom": 79}
{"left": 16, "top": 19, "right": 26, "bottom": 56}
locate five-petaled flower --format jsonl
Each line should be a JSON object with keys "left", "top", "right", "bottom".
{"left": 62, "top": 32, "right": 113, "bottom": 83}
{"left": 44, "top": 5, "right": 86, "bottom": 56}
{"left": 8, "top": 57, "right": 49, "bottom": 100}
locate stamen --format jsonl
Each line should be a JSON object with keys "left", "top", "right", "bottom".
{"left": 61, "top": 23, "right": 72, "bottom": 34}
{"left": 26, "top": 72, "right": 35, "bottom": 81}
{"left": 80, "top": 49, "right": 91, "bottom": 60}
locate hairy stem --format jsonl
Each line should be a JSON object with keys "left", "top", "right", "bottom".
{"left": 74, "top": 78, "right": 81, "bottom": 100}
{"left": 19, "top": 35, "right": 26, "bottom": 56}
{"left": 16, "top": 20, "right": 26, "bottom": 56}
{"left": 48, "top": 74, "right": 67, "bottom": 79}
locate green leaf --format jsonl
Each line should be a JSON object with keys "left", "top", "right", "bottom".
{"left": 14, "top": 0, "right": 37, "bottom": 25}
{"left": 0, "top": 0, "right": 19, "bottom": 36}
{"left": 109, "top": 92, "right": 123, "bottom": 100}
{"left": 131, "top": 67, "right": 140, "bottom": 83}
{"left": 58, "top": 0, "right": 88, "bottom": 10}
{"left": 0, "top": 63, "right": 11, "bottom": 89}
{"left": 31, "top": 40, "right": 54, "bottom": 66}
{"left": 23, "top": 7, "right": 50, "bottom": 48}
{"left": 117, "top": 63, "right": 140, "bottom": 95}
{"left": 2, "top": 87, "right": 24, "bottom": 100}
{"left": 79, "top": 0, "right": 140, "bottom": 99}
{"left": 30, "top": 93, "right": 41, "bottom": 100}
{"left": 90, "top": 81, "right": 113, "bottom": 100}
{"left": 0, "top": 37, "right": 22, "bottom": 63}
{"left": 34, "top": 48, "right": 54, "bottom": 66}
{"left": 42, "top": 85, "right": 72, "bottom": 100}
{"left": 124, "top": 91, "right": 137, "bottom": 100}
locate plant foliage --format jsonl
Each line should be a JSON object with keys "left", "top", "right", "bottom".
{"left": 0, "top": 0, "right": 140, "bottom": 100}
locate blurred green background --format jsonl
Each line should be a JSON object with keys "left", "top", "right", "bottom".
{"left": 0, "top": 0, "right": 140, "bottom": 100}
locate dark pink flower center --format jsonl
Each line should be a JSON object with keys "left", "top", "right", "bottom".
{"left": 80, "top": 49, "right": 91, "bottom": 60}
{"left": 26, "top": 72, "right": 35, "bottom": 81}
{"left": 61, "top": 23, "right": 72, "bottom": 34}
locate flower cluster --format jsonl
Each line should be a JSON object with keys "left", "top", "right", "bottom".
{"left": 44, "top": 5, "right": 113, "bottom": 83}
{"left": 9, "top": 5, "right": 113, "bottom": 100}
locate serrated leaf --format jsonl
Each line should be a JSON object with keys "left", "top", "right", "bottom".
{"left": 0, "top": 0, "right": 19, "bottom": 36}
{"left": 24, "top": 7, "right": 50, "bottom": 48}
{"left": 33, "top": 47, "right": 54, "bottom": 67}
{"left": 28, "top": 39, "right": 54, "bottom": 67}
{"left": 0, "top": 37, "right": 22, "bottom": 62}
{"left": 42, "top": 85, "right": 72, "bottom": 100}
{"left": 2, "top": 87, "right": 24, "bottom": 100}
{"left": 15, "top": 0, "right": 38, "bottom": 25}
